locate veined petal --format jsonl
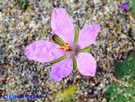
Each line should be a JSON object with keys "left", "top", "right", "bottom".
{"left": 24, "top": 40, "right": 65, "bottom": 63}
{"left": 50, "top": 57, "right": 73, "bottom": 82}
{"left": 76, "top": 53, "right": 97, "bottom": 76}
{"left": 77, "top": 24, "right": 100, "bottom": 49}
{"left": 51, "top": 8, "right": 74, "bottom": 45}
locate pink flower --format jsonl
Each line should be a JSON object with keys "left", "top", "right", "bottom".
{"left": 24, "top": 8, "right": 100, "bottom": 81}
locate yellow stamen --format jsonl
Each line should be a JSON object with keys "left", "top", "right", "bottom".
{"left": 59, "top": 43, "right": 72, "bottom": 52}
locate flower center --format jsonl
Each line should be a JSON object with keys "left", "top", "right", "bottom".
{"left": 59, "top": 43, "right": 72, "bottom": 52}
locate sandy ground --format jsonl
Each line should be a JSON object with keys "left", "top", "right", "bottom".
{"left": 0, "top": 0, "right": 135, "bottom": 102}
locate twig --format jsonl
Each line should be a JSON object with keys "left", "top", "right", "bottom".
{"left": 112, "top": 76, "right": 129, "bottom": 86}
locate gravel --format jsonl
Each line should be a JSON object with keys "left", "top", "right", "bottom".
{"left": 0, "top": 0, "right": 134, "bottom": 102}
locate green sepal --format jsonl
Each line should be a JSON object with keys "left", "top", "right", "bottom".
{"left": 52, "top": 35, "right": 65, "bottom": 46}
{"left": 76, "top": 46, "right": 91, "bottom": 53}
{"left": 73, "top": 55, "right": 77, "bottom": 71}
{"left": 73, "top": 27, "right": 80, "bottom": 48}
{"left": 50, "top": 54, "right": 69, "bottom": 65}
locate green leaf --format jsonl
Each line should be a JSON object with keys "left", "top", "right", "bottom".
{"left": 105, "top": 83, "right": 120, "bottom": 96}
{"left": 73, "top": 55, "right": 77, "bottom": 71}
{"left": 109, "top": 99, "right": 115, "bottom": 102}
{"left": 105, "top": 53, "right": 135, "bottom": 102}
{"left": 128, "top": 98, "right": 135, "bottom": 102}
{"left": 105, "top": 82, "right": 135, "bottom": 102}
{"left": 52, "top": 35, "right": 66, "bottom": 46}
{"left": 114, "top": 53, "right": 135, "bottom": 80}
{"left": 73, "top": 27, "right": 80, "bottom": 48}
{"left": 127, "top": 55, "right": 135, "bottom": 75}
{"left": 125, "top": 87, "right": 135, "bottom": 94}
{"left": 55, "top": 85, "right": 76, "bottom": 102}
{"left": 133, "top": 0, "right": 135, "bottom": 3}
{"left": 50, "top": 54, "right": 69, "bottom": 65}
{"left": 131, "top": 2, "right": 135, "bottom": 15}
{"left": 114, "top": 61, "right": 126, "bottom": 79}
{"left": 128, "top": 4, "right": 132, "bottom": 10}
{"left": 76, "top": 46, "right": 91, "bottom": 53}
{"left": 117, "top": 94, "right": 124, "bottom": 102}
{"left": 105, "top": 63, "right": 135, "bottom": 101}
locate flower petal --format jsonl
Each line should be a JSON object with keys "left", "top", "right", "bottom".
{"left": 24, "top": 40, "right": 65, "bottom": 63}
{"left": 76, "top": 53, "right": 97, "bottom": 76}
{"left": 122, "top": 2, "right": 129, "bottom": 11}
{"left": 77, "top": 24, "right": 100, "bottom": 49}
{"left": 51, "top": 8, "right": 74, "bottom": 45}
{"left": 50, "top": 57, "right": 73, "bottom": 81}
